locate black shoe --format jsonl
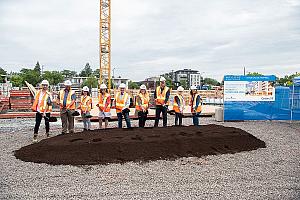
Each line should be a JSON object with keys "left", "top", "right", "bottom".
{"left": 61, "top": 132, "right": 67, "bottom": 135}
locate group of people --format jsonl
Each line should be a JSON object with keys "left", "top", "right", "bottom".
{"left": 31, "top": 77, "right": 202, "bottom": 143}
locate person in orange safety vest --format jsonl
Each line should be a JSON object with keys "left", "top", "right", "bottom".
{"left": 56, "top": 80, "right": 76, "bottom": 134}
{"left": 31, "top": 80, "right": 52, "bottom": 143}
{"left": 77, "top": 86, "right": 92, "bottom": 131}
{"left": 189, "top": 85, "right": 202, "bottom": 126}
{"left": 173, "top": 86, "right": 185, "bottom": 126}
{"left": 97, "top": 84, "right": 111, "bottom": 129}
{"left": 135, "top": 84, "right": 150, "bottom": 127}
{"left": 115, "top": 83, "right": 131, "bottom": 128}
{"left": 154, "top": 77, "right": 170, "bottom": 127}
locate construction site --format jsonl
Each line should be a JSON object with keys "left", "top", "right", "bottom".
{"left": 1, "top": 0, "right": 300, "bottom": 199}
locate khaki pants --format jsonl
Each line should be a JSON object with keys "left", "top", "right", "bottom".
{"left": 60, "top": 109, "right": 75, "bottom": 134}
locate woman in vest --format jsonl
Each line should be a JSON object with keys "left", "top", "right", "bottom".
{"left": 115, "top": 83, "right": 131, "bottom": 128}
{"left": 78, "top": 86, "right": 92, "bottom": 131}
{"left": 97, "top": 84, "right": 111, "bottom": 129}
{"left": 189, "top": 85, "right": 202, "bottom": 126}
{"left": 135, "top": 84, "right": 150, "bottom": 127}
{"left": 173, "top": 86, "right": 185, "bottom": 126}
{"left": 31, "top": 80, "right": 52, "bottom": 143}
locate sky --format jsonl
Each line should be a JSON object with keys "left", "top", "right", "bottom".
{"left": 0, "top": 0, "right": 300, "bottom": 81}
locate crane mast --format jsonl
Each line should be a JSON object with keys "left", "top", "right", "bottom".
{"left": 99, "top": 0, "right": 111, "bottom": 89}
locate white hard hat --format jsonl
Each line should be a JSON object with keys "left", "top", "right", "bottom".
{"left": 41, "top": 80, "right": 49, "bottom": 86}
{"left": 177, "top": 86, "right": 184, "bottom": 92}
{"left": 160, "top": 77, "right": 166, "bottom": 82}
{"left": 140, "top": 84, "right": 147, "bottom": 90}
{"left": 100, "top": 84, "right": 107, "bottom": 89}
{"left": 119, "top": 83, "right": 126, "bottom": 88}
{"left": 190, "top": 85, "right": 197, "bottom": 90}
{"left": 82, "top": 86, "right": 89, "bottom": 92}
{"left": 64, "top": 80, "right": 72, "bottom": 86}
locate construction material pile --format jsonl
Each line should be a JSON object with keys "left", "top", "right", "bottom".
{"left": 10, "top": 90, "right": 33, "bottom": 110}
{"left": 15, "top": 125, "right": 266, "bottom": 165}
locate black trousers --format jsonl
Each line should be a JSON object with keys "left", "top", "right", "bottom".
{"left": 175, "top": 112, "right": 183, "bottom": 126}
{"left": 138, "top": 111, "right": 148, "bottom": 127}
{"left": 34, "top": 112, "right": 50, "bottom": 135}
{"left": 154, "top": 105, "right": 168, "bottom": 127}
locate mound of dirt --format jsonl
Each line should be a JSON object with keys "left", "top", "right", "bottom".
{"left": 14, "top": 125, "right": 266, "bottom": 165}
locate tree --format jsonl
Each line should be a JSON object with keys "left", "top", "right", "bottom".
{"left": 247, "top": 72, "right": 263, "bottom": 76}
{"left": 0, "top": 67, "right": 7, "bottom": 83}
{"left": 79, "top": 63, "right": 93, "bottom": 77}
{"left": 43, "top": 71, "right": 64, "bottom": 86}
{"left": 20, "top": 68, "right": 42, "bottom": 87}
{"left": 93, "top": 69, "right": 100, "bottom": 78}
{"left": 203, "top": 78, "right": 220, "bottom": 86}
{"left": 128, "top": 81, "right": 139, "bottom": 89}
{"left": 61, "top": 69, "right": 77, "bottom": 78}
{"left": 277, "top": 72, "right": 300, "bottom": 86}
{"left": 10, "top": 74, "right": 24, "bottom": 87}
{"left": 34, "top": 61, "right": 41, "bottom": 75}
{"left": 82, "top": 76, "right": 98, "bottom": 88}
{"left": 179, "top": 80, "right": 187, "bottom": 89}
{"left": 165, "top": 77, "right": 173, "bottom": 88}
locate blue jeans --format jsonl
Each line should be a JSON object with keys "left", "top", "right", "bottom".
{"left": 82, "top": 112, "right": 91, "bottom": 130}
{"left": 117, "top": 112, "right": 131, "bottom": 128}
{"left": 192, "top": 112, "right": 201, "bottom": 126}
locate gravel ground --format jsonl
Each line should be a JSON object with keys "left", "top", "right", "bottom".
{"left": 0, "top": 117, "right": 299, "bottom": 200}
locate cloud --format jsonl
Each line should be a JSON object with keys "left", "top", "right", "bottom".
{"left": 0, "top": 0, "right": 300, "bottom": 81}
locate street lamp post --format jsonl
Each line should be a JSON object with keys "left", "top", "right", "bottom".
{"left": 199, "top": 72, "right": 205, "bottom": 90}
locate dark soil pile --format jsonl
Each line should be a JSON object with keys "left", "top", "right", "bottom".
{"left": 15, "top": 125, "right": 266, "bottom": 165}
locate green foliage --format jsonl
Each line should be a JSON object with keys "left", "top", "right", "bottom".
{"left": 93, "top": 69, "right": 100, "bottom": 78}
{"left": 203, "top": 78, "right": 220, "bottom": 86}
{"left": 165, "top": 77, "right": 173, "bottom": 88}
{"left": 82, "top": 76, "right": 98, "bottom": 88}
{"left": 79, "top": 63, "right": 93, "bottom": 77}
{"left": 43, "top": 71, "right": 64, "bottom": 86}
{"left": 277, "top": 72, "right": 300, "bottom": 86}
{"left": 34, "top": 61, "right": 41, "bottom": 75}
{"left": 10, "top": 74, "right": 24, "bottom": 87}
{"left": 179, "top": 80, "right": 187, "bottom": 89}
{"left": 61, "top": 70, "right": 77, "bottom": 78}
{"left": 0, "top": 67, "right": 7, "bottom": 83}
{"left": 20, "top": 68, "right": 42, "bottom": 87}
{"left": 128, "top": 81, "right": 140, "bottom": 89}
{"left": 247, "top": 72, "right": 263, "bottom": 76}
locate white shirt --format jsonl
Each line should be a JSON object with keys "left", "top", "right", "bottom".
{"left": 37, "top": 91, "right": 46, "bottom": 113}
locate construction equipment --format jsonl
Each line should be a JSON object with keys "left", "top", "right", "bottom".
{"left": 99, "top": 0, "right": 112, "bottom": 89}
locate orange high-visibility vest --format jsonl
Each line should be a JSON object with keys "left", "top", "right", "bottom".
{"left": 59, "top": 89, "right": 76, "bottom": 110}
{"left": 173, "top": 94, "right": 184, "bottom": 113}
{"left": 135, "top": 93, "right": 150, "bottom": 111}
{"left": 189, "top": 93, "right": 202, "bottom": 113}
{"left": 79, "top": 95, "right": 92, "bottom": 112}
{"left": 98, "top": 93, "right": 111, "bottom": 112}
{"left": 32, "top": 90, "right": 52, "bottom": 113}
{"left": 155, "top": 86, "right": 169, "bottom": 105}
{"left": 115, "top": 92, "right": 129, "bottom": 113}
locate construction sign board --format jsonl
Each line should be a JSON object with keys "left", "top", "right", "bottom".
{"left": 224, "top": 75, "right": 276, "bottom": 102}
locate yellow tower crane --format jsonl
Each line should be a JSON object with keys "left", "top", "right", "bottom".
{"left": 99, "top": 0, "right": 111, "bottom": 89}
